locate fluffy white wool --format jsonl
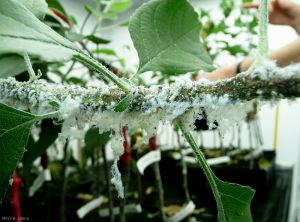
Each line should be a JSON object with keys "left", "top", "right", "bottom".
{"left": 2, "top": 61, "right": 300, "bottom": 198}
{"left": 111, "top": 159, "right": 124, "bottom": 198}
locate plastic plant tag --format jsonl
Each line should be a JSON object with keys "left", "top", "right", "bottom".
{"left": 44, "top": 169, "right": 51, "bottom": 182}
{"left": 244, "top": 149, "right": 263, "bottom": 161}
{"left": 28, "top": 169, "right": 52, "bottom": 197}
{"left": 183, "top": 156, "right": 230, "bottom": 166}
{"left": 165, "top": 201, "right": 195, "bottom": 222}
{"left": 207, "top": 156, "right": 231, "bottom": 166}
{"left": 172, "top": 148, "right": 193, "bottom": 160}
{"left": 99, "top": 204, "right": 142, "bottom": 217}
{"left": 137, "top": 150, "right": 161, "bottom": 175}
{"left": 182, "top": 148, "right": 193, "bottom": 156}
{"left": 29, "top": 172, "right": 45, "bottom": 197}
{"left": 227, "top": 149, "right": 243, "bottom": 157}
{"left": 76, "top": 196, "right": 104, "bottom": 219}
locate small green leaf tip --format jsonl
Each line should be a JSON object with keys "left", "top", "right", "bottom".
{"left": 114, "top": 93, "right": 133, "bottom": 112}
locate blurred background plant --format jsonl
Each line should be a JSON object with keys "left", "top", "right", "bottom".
{"left": 200, "top": 0, "right": 258, "bottom": 61}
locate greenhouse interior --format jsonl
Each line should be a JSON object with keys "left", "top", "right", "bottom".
{"left": 1, "top": 0, "right": 300, "bottom": 221}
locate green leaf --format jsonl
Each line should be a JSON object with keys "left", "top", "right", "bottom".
{"left": 0, "top": 55, "right": 27, "bottom": 78}
{"left": 99, "top": 11, "right": 118, "bottom": 20}
{"left": 0, "top": 103, "right": 39, "bottom": 199}
{"left": 216, "top": 179, "right": 254, "bottom": 222}
{"left": 120, "top": 21, "right": 129, "bottom": 27}
{"left": 68, "top": 15, "right": 78, "bottom": 25}
{"left": 23, "top": 119, "right": 61, "bottom": 168}
{"left": 0, "top": 0, "right": 78, "bottom": 62}
{"left": 0, "top": 0, "right": 132, "bottom": 94}
{"left": 84, "top": 128, "right": 111, "bottom": 156}
{"left": 66, "top": 77, "right": 85, "bottom": 85}
{"left": 211, "top": 21, "right": 228, "bottom": 34}
{"left": 129, "top": 0, "right": 214, "bottom": 75}
{"left": 110, "top": 0, "right": 133, "bottom": 13}
{"left": 220, "top": 0, "right": 235, "bottom": 17}
{"left": 0, "top": 0, "right": 49, "bottom": 79}
{"left": 178, "top": 121, "right": 254, "bottom": 222}
{"left": 118, "top": 58, "right": 126, "bottom": 68}
{"left": 48, "top": 101, "right": 60, "bottom": 108}
{"left": 114, "top": 93, "right": 133, "bottom": 112}
{"left": 47, "top": 0, "right": 66, "bottom": 15}
{"left": 18, "top": 0, "right": 48, "bottom": 20}
{"left": 65, "top": 31, "right": 85, "bottom": 42}
{"left": 92, "top": 49, "right": 117, "bottom": 56}
{"left": 85, "top": 128, "right": 111, "bottom": 148}
{"left": 84, "top": 4, "right": 94, "bottom": 14}
{"left": 224, "top": 45, "right": 248, "bottom": 56}
{"left": 0, "top": 103, "right": 58, "bottom": 200}
{"left": 86, "top": 35, "right": 111, "bottom": 44}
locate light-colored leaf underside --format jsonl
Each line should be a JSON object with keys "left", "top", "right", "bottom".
{"left": 0, "top": 0, "right": 78, "bottom": 62}
{"left": 0, "top": 55, "right": 27, "bottom": 78}
{"left": 17, "top": 0, "right": 48, "bottom": 20}
{"left": 129, "top": 0, "right": 214, "bottom": 75}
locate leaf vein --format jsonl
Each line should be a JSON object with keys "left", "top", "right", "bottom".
{"left": 141, "top": 26, "right": 198, "bottom": 71}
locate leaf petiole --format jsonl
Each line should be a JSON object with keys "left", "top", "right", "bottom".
{"left": 177, "top": 120, "right": 255, "bottom": 222}
{"left": 177, "top": 120, "right": 225, "bottom": 219}
{"left": 74, "top": 53, "right": 132, "bottom": 94}
{"left": 23, "top": 53, "right": 40, "bottom": 82}
{"left": 37, "top": 111, "right": 60, "bottom": 121}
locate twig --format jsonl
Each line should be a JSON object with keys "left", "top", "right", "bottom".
{"left": 255, "top": 118, "right": 264, "bottom": 146}
{"left": 213, "top": 131, "right": 217, "bottom": 149}
{"left": 237, "top": 125, "right": 242, "bottom": 149}
{"left": 61, "top": 61, "right": 77, "bottom": 82}
{"left": 176, "top": 132, "right": 191, "bottom": 202}
{"left": 247, "top": 122, "right": 255, "bottom": 169}
{"left": 218, "top": 131, "right": 223, "bottom": 149}
{"left": 119, "top": 127, "right": 131, "bottom": 222}
{"left": 131, "top": 133, "right": 143, "bottom": 202}
{"left": 90, "top": 0, "right": 116, "bottom": 36}
{"left": 101, "top": 145, "right": 115, "bottom": 222}
{"left": 248, "top": 122, "right": 253, "bottom": 149}
{"left": 229, "top": 128, "right": 236, "bottom": 148}
{"left": 80, "top": 13, "right": 91, "bottom": 34}
{"left": 149, "top": 136, "right": 166, "bottom": 221}
{"left": 60, "top": 12, "right": 90, "bottom": 83}
{"left": 60, "top": 140, "right": 69, "bottom": 222}
{"left": 95, "top": 148, "right": 101, "bottom": 196}
{"left": 199, "top": 131, "right": 204, "bottom": 149}
{"left": 41, "top": 152, "right": 50, "bottom": 222}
